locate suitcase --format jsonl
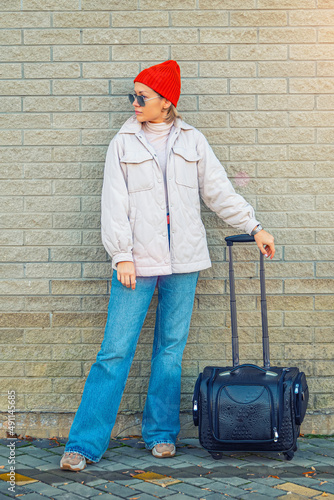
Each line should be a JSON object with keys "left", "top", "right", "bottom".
{"left": 192, "top": 234, "right": 309, "bottom": 461}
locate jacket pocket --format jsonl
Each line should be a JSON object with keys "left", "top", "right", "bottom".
{"left": 173, "top": 146, "right": 201, "bottom": 189}
{"left": 121, "top": 151, "right": 154, "bottom": 193}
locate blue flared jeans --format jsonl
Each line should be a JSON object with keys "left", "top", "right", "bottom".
{"left": 65, "top": 222, "right": 200, "bottom": 462}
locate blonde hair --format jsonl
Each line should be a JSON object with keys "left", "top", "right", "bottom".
{"left": 164, "top": 104, "right": 182, "bottom": 124}
{"left": 156, "top": 92, "right": 182, "bottom": 124}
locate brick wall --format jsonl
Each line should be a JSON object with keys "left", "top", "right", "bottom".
{"left": 0, "top": 0, "right": 333, "bottom": 438}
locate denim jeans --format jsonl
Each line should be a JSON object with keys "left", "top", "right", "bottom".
{"left": 64, "top": 220, "right": 200, "bottom": 462}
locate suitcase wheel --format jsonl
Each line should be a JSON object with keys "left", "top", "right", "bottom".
{"left": 283, "top": 450, "right": 294, "bottom": 461}
{"left": 210, "top": 452, "right": 223, "bottom": 460}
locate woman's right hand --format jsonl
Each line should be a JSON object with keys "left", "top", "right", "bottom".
{"left": 117, "top": 261, "right": 137, "bottom": 290}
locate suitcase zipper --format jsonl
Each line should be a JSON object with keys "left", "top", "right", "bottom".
{"left": 273, "top": 427, "right": 279, "bottom": 442}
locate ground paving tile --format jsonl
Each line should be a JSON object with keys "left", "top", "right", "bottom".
{"left": 251, "top": 476, "right": 286, "bottom": 486}
{"left": 54, "top": 481, "right": 102, "bottom": 497}
{"left": 167, "top": 481, "right": 215, "bottom": 497}
{"left": 84, "top": 478, "right": 109, "bottom": 487}
{"left": 20, "top": 480, "right": 63, "bottom": 496}
{"left": 9, "top": 494, "right": 50, "bottom": 500}
{"left": 0, "top": 436, "right": 333, "bottom": 499}
{"left": 181, "top": 476, "right": 214, "bottom": 486}
{"left": 93, "top": 480, "right": 143, "bottom": 496}
{"left": 52, "top": 492, "right": 94, "bottom": 499}
{"left": 312, "top": 481, "right": 334, "bottom": 494}
{"left": 89, "top": 495, "right": 124, "bottom": 500}
{"left": 128, "top": 494, "right": 173, "bottom": 500}
{"left": 239, "top": 480, "right": 286, "bottom": 496}
{"left": 130, "top": 480, "right": 179, "bottom": 497}
{"left": 214, "top": 476, "right": 251, "bottom": 486}
{"left": 166, "top": 495, "right": 202, "bottom": 500}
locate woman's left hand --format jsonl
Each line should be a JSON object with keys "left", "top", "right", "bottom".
{"left": 254, "top": 230, "right": 275, "bottom": 259}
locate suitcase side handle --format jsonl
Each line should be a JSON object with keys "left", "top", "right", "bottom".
{"left": 225, "top": 234, "right": 270, "bottom": 369}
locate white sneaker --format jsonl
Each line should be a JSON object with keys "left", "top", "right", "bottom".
{"left": 60, "top": 451, "right": 93, "bottom": 471}
{"left": 151, "top": 443, "right": 176, "bottom": 458}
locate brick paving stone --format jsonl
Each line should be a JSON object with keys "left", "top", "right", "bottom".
{"left": 11, "top": 494, "right": 50, "bottom": 500}
{"left": 252, "top": 476, "right": 286, "bottom": 487}
{"left": 40, "top": 454, "right": 62, "bottom": 465}
{"left": 275, "top": 481, "right": 325, "bottom": 497}
{"left": 181, "top": 476, "right": 213, "bottom": 486}
{"left": 276, "top": 496, "right": 310, "bottom": 500}
{"left": 0, "top": 482, "right": 21, "bottom": 496}
{"left": 130, "top": 480, "right": 177, "bottom": 497}
{"left": 52, "top": 469, "right": 95, "bottom": 484}
{"left": 105, "top": 454, "right": 147, "bottom": 467}
{"left": 13, "top": 455, "right": 51, "bottom": 468}
{"left": 24, "top": 447, "right": 56, "bottom": 459}
{"left": 89, "top": 495, "right": 124, "bottom": 500}
{"left": 55, "top": 481, "right": 100, "bottom": 498}
{"left": 207, "top": 483, "right": 253, "bottom": 498}
{"left": 137, "top": 464, "right": 182, "bottom": 476}
{"left": 107, "top": 439, "right": 129, "bottom": 448}
{"left": 38, "top": 463, "right": 63, "bottom": 472}
{"left": 93, "top": 462, "right": 126, "bottom": 471}
{"left": 170, "top": 465, "right": 211, "bottom": 477}
{"left": 84, "top": 478, "right": 109, "bottom": 487}
{"left": 33, "top": 439, "right": 61, "bottom": 448}
{"left": 52, "top": 492, "right": 92, "bottom": 499}
{"left": 26, "top": 470, "right": 74, "bottom": 485}
{"left": 114, "top": 448, "right": 147, "bottom": 459}
{"left": 312, "top": 457, "right": 334, "bottom": 466}
{"left": 0, "top": 493, "right": 16, "bottom": 500}
{"left": 167, "top": 481, "right": 220, "bottom": 498}
{"left": 240, "top": 465, "right": 287, "bottom": 477}
{"left": 240, "top": 480, "right": 286, "bottom": 497}
{"left": 210, "top": 465, "right": 250, "bottom": 476}
{"left": 94, "top": 481, "right": 142, "bottom": 497}
{"left": 312, "top": 482, "right": 334, "bottom": 494}
{"left": 46, "top": 446, "right": 65, "bottom": 456}
{"left": 165, "top": 495, "right": 201, "bottom": 500}
{"left": 281, "top": 475, "right": 327, "bottom": 489}
{"left": 205, "top": 479, "right": 252, "bottom": 494}
{"left": 20, "top": 481, "right": 61, "bottom": 496}
{"left": 204, "top": 491, "right": 251, "bottom": 500}
{"left": 122, "top": 494, "right": 167, "bottom": 500}
{"left": 237, "top": 494, "right": 275, "bottom": 500}
{"left": 213, "top": 476, "right": 251, "bottom": 486}
{"left": 86, "top": 469, "right": 134, "bottom": 481}
{"left": 114, "top": 478, "right": 144, "bottom": 486}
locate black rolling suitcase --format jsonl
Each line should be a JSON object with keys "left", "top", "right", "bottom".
{"left": 192, "top": 234, "right": 309, "bottom": 461}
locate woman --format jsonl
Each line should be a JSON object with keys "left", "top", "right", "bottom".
{"left": 60, "top": 60, "right": 275, "bottom": 471}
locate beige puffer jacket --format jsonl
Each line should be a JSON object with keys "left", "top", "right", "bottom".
{"left": 101, "top": 114, "right": 260, "bottom": 277}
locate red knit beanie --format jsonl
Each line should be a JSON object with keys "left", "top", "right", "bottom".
{"left": 134, "top": 60, "right": 181, "bottom": 108}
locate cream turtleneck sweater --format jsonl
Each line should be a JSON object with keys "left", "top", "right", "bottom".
{"left": 142, "top": 120, "right": 174, "bottom": 212}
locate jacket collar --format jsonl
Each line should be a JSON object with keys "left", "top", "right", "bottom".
{"left": 118, "top": 114, "right": 194, "bottom": 134}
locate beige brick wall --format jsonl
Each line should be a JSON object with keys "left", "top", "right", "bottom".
{"left": 0, "top": 0, "right": 333, "bottom": 438}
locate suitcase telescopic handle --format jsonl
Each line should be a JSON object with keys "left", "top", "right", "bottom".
{"left": 225, "top": 234, "right": 255, "bottom": 245}
{"left": 224, "top": 234, "right": 270, "bottom": 369}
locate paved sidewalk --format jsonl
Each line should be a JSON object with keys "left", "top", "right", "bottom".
{"left": 0, "top": 435, "right": 333, "bottom": 499}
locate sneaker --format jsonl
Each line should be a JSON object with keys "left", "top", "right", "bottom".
{"left": 151, "top": 443, "right": 176, "bottom": 458}
{"left": 60, "top": 451, "right": 93, "bottom": 471}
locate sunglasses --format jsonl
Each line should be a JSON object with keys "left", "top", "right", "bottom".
{"left": 128, "top": 93, "right": 160, "bottom": 107}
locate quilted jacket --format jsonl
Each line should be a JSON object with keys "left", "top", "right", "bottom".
{"left": 101, "top": 114, "right": 260, "bottom": 277}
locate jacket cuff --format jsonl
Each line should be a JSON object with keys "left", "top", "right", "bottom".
{"left": 245, "top": 218, "right": 261, "bottom": 236}
{"left": 112, "top": 253, "right": 134, "bottom": 269}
